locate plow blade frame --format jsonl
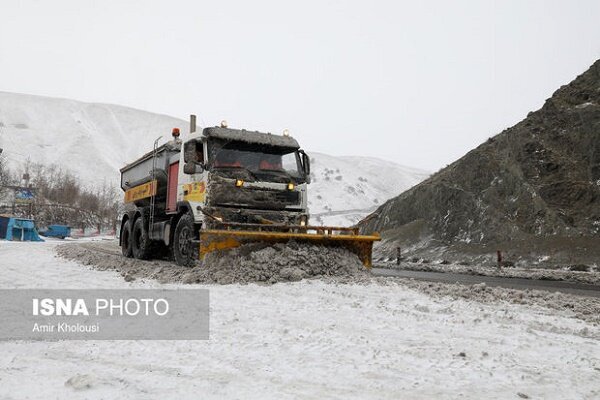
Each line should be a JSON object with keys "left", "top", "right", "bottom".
{"left": 199, "top": 224, "right": 381, "bottom": 268}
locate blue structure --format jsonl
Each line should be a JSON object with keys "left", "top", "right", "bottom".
{"left": 0, "top": 216, "right": 44, "bottom": 242}
{"left": 39, "top": 225, "right": 71, "bottom": 239}
{"left": 14, "top": 188, "right": 35, "bottom": 203}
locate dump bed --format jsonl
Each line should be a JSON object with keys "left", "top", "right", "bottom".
{"left": 120, "top": 142, "right": 180, "bottom": 192}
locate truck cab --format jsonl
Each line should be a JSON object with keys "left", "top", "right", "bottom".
{"left": 177, "top": 126, "right": 311, "bottom": 228}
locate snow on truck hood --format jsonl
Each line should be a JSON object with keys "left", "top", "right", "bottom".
{"left": 203, "top": 127, "right": 300, "bottom": 150}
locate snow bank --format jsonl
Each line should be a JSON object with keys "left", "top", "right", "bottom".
{"left": 379, "top": 259, "right": 600, "bottom": 285}
{"left": 56, "top": 241, "right": 368, "bottom": 285}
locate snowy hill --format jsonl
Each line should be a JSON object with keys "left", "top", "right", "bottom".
{"left": 0, "top": 92, "right": 429, "bottom": 226}
{"left": 0, "top": 91, "right": 184, "bottom": 187}
{"left": 307, "top": 152, "right": 430, "bottom": 226}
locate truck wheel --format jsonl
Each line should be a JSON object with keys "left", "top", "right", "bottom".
{"left": 121, "top": 220, "right": 133, "bottom": 258}
{"left": 173, "top": 214, "right": 197, "bottom": 267}
{"left": 132, "top": 218, "right": 153, "bottom": 260}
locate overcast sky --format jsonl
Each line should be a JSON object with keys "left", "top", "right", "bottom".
{"left": 1, "top": 0, "right": 599, "bottom": 170}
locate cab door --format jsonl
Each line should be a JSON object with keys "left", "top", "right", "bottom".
{"left": 178, "top": 138, "right": 208, "bottom": 222}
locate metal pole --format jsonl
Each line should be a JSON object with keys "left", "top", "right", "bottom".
{"left": 149, "top": 136, "right": 161, "bottom": 239}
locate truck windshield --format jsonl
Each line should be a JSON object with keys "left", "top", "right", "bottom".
{"left": 212, "top": 143, "right": 303, "bottom": 182}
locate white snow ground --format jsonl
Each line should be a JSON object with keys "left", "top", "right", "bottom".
{"left": 0, "top": 91, "right": 429, "bottom": 227}
{"left": 0, "top": 240, "right": 598, "bottom": 399}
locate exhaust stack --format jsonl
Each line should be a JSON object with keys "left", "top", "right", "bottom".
{"left": 190, "top": 114, "right": 197, "bottom": 134}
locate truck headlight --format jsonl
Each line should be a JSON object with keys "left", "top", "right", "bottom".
{"left": 235, "top": 179, "right": 244, "bottom": 187}
{"left": 287, "top": 182, "right": 295, "bottom": 191}
{"left": 300, "top": 215, "right": 307, "bottom": 226}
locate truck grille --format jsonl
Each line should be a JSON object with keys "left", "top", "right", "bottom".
{"left": 210, "top": 185, "right": 301, "bottom": 210}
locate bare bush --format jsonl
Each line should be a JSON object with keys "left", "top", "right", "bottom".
{"left": 1, "top": 160, "right": 119, "bottom": 231}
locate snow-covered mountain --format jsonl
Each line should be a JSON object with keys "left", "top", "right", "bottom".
{"left": 0, "top": 91, "right": 184, "bottom": 187}
{"left": 0, "top": 92, "right": 429, "bottom": 226}
{"left": 307, "top": 152, "right": 429, "bottom": 226}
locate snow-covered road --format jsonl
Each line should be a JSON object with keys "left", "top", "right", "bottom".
{"left": 0, "top": 240, "right": 598, "bottom": 399}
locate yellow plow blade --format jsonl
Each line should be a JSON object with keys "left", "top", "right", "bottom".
{"left": 199, "top": 225, "right": 380, "bottom": 268}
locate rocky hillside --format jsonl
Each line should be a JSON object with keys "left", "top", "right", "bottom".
{"left": 360, "top": 60, "right": 600, "bottom": 265}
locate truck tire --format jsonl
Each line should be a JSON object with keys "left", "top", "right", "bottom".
{"left": 121, "top": 220, "right": 133, "bottom": 258}
{"left": 173, "top": 214, "right": 197, "bottom": 267}
{"left": 132, "top": 218, "right": 153, "bottom": 260}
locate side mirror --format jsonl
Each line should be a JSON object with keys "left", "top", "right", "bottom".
{"left": 183, "top": 138, "right": 206, "bottom": 174}
{"left": 184, "top": 162, "right": 205, "bottom": 175}
{"left": 301, "top": 151, "right": 311, "bottom": 183}
{"left": 184, "top": 140, "right": 198, "bottom": 163}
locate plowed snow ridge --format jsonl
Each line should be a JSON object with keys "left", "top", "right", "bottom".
{"left": 57, "top": 241, "right": 368, "bottom": 285}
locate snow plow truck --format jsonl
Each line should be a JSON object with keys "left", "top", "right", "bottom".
{"left": 119, "top": 117, "right": 380, "bottom": 267}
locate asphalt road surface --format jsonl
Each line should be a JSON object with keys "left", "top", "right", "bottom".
{"left": 372, "top": 268, "right": 600, "bottom": 298}
{"left": 78, "top": 241, "right": 599, "bottom": 298}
